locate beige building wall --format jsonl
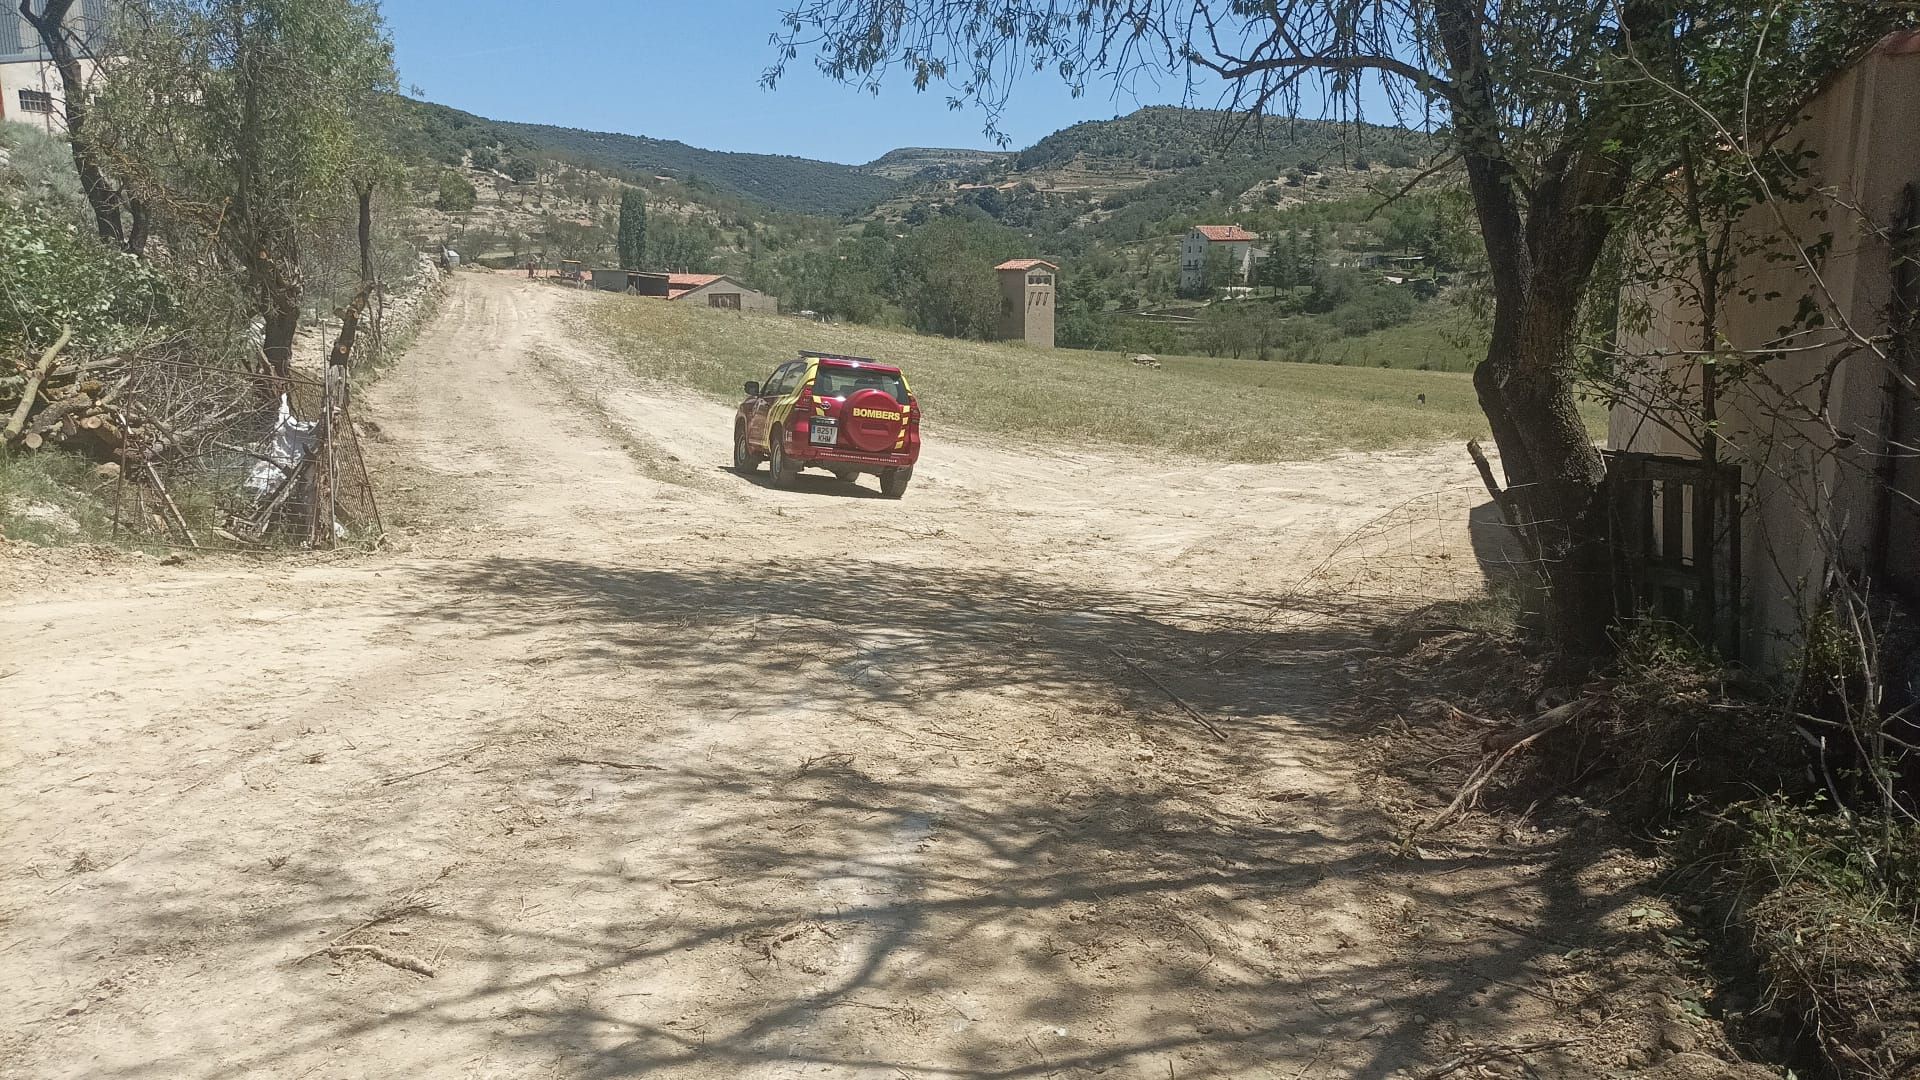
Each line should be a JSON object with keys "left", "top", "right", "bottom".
{"left": 996, "top": 266, "right": 1055, "bottom": 347}
{"left": 1610, "top": 37, "right": 1920, "bottom": 664}
{"left": 1, "top": 0, "right": 110, "bottom": 133}
{"left": 0, "top": 58, "right": 99, "bottom": 133}
{"left": 678, "top": 279, "right": 778, "bottom": 313}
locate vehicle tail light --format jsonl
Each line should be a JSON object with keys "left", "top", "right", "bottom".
{"left": 795, "top": 381, "right": 815, "bottom": 410}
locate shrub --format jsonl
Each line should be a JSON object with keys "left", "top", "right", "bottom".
{"left": 1725, "top": 798, "right": 1920, "bottom": 1078}
{"left": 0, "top": 124, "right": 84, "bottom": 218}
{"left": 0, "top": 198, "right": 170, "bottom": 355}
{"left": 1327, "top": 290, "right": 1415, "bottom": 337}
{"left": 436, "top": 170, "right": 477, "bottom": 211}
{"left": 504, "top": 158, "right": 537, "bottom": 183}
{"left": 469, "top": 145, "right": 500, "bottom": 171}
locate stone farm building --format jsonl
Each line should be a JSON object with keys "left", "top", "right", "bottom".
{"left": 1180, "top": 225, "right": 1264, "bottom": 293}
{"left": 0, "top": 1, "right": 110, "bottom": 134}
{"left": 665, "top": 274, "right": 777, "bottom": 312}
{"left": 587, "top": 270, "right": 778, "bottom": 312}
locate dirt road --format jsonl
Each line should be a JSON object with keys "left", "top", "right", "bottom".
{"left": 2, "top": 274, "right": 1682, "bottom": 1078}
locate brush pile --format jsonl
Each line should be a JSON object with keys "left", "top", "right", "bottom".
{"left": 3, "top": 324, "right": 379, "bottom": 548}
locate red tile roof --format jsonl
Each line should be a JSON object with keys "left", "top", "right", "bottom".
{"left": 666, "top": 273, "right": 728, "bottom": 300}
{"left": 1192, "top": 225, "right": 1259, "bottom": 242}
{"left": 994, "top": 258, "right": 1058, "bottom": 271}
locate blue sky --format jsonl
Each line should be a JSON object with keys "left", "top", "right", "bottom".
{"left": 381, "top": 0, "right": 1213, "bottom": 164}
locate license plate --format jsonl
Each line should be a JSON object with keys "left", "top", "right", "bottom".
{"left": 809, "top": 421, "right": 838, "bottom": 446}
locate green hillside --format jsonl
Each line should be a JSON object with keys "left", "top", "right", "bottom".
{"left": 399, "top": 99, "right": 899, "bottom": 217}
{"left": 861, "top": 147, "right": 1013, "bottom": 181}
{"left": 1016, "top": 106, "right": 1436, "bottom": 173}
{"left": 402, "top": 95, "right": 1487, "bottom": 377}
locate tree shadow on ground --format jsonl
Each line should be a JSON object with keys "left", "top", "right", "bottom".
{"left": 86, "top": 556, "right": 1661, "bottom": 1079}
{"left": 406, "top": 554, "right": 1362, "bottom": 727}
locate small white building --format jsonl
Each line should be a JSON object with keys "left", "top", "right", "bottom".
{"left": 1179, "top": 225, "right": 1262, "bottom": 293}
{"left": 0, "top": 2, "right": 110, "bottom": 134}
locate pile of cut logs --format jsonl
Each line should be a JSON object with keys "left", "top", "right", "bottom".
{"left": 2, "top": 328, "right": 134, "bottom": 459}
{"left": 1, "top": 326, "right": 253, "bottom": 474}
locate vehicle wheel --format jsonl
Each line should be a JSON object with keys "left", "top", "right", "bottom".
{"left": 879, "top": 466, "right": 912, "bottom": 499}
{"left": 768, "top": 433, "right": 801, "bottom": 488}
{"left": 830, "top": 467, "right": 859, "bottom": 484}
{"left": 733, "top": 427, "right": 759, "bottom": 472}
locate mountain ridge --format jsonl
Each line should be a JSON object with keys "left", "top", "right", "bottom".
{"left": 401, "top": 99, "right": 899, "bottom": 217}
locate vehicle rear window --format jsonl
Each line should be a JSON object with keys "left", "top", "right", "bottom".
{"left": 814, "top": 364, "right": 907, "bottom": 402}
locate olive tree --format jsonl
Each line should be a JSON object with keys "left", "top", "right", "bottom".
{"left": 764, "top": 0, "right": 1907, "bottom": 656}
{"left": 94, "top": 0, "right": 398, "bottom": 381}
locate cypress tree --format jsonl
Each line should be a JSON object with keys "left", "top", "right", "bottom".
{"left": 617, "top": 189, "right": 647, "bottom": 270}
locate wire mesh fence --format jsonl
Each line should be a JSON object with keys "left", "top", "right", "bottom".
{"left": 107, "top": 354, "right": 381, "bottom": 551}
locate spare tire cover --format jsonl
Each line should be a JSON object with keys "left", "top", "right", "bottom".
{"left": 842, "top": 387, "right": 905, "bottom": 452}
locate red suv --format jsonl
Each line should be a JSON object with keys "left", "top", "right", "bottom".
{"left": 733, "top": 351, "right": 921, "bottom": 498}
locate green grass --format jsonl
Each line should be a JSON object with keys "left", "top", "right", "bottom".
{"left": 1318, "top": 305, "right": 1485, "bottom": 372}
{"left": 0, "top": 451, "right": 119, "bottom": 546}
{"left": 575, "top": 294, "right": 1515, "bottom": 462}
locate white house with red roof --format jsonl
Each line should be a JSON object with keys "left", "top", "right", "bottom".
{"left": 1180, "top": 224, "right": 1263, "bottom": 293}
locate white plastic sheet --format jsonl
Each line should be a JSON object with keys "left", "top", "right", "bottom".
{"left": 243, "top": 394, "right": 317, "bottom": 495}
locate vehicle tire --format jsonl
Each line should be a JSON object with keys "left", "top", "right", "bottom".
{"left": 830, "top": 467, "right": 859, "bottom": 484}
{"left": 879, "top": 466, "right": 912, "bottom": 500}
{"left": 733, "top": 427, "right": 759, "bottom": 472}
{"left": 768, "top": 432, "right": 801, "bottom": 488}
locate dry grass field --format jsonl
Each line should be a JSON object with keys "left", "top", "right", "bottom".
{"left": 571, "top": 288, "right": 1538, "bottom": 462}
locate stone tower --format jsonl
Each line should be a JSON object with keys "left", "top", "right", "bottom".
{"left": 995, "top": 259, "right": 1057, "bottom": 348}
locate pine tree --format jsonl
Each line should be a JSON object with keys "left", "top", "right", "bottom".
{"left": 617, "top": 189, "right": 647, "bottom": 270}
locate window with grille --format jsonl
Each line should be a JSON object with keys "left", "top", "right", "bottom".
{"left": 18, "top": 88, "right": 53, "bottom": 113}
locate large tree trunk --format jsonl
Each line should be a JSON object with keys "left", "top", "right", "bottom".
{"left": 1435, "top": 0, "right": 1623, "bottom": 659}
{"left": 356, "top": 181, "right": 374, "bottom": 284}
{"left": 19, "top": 0, "right": 130, "bottom": 252}
{"left": 262, "top": 296, "right": 300, "bottom": 384}
{"left": 1476, "top": 314, "right": 1614, "bottom": 657}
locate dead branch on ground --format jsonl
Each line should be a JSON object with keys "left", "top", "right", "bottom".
{"left": 288, "top": 893, "right": 433, "bottom": 966}
{"left": 323, "top": 943, "right": 435, "bottom": 977}
{"left": 1419, "top": 698, "right": 1600, "bottom": 834}
{"left": 375, "top": 744, "right": 489, "bottom": 787}
{"left": 1107, "top": 645, "right": 1228, "bottom": 740}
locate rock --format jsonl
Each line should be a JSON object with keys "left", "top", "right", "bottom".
{"left": 92, "top": 462, "right": 120, "bottom": 481}
{"left": 159, "top": 551, "right": 188, "bottom": 566}
{"left": 1660, "top": 1020, "right": 1701, "bottom": 1055}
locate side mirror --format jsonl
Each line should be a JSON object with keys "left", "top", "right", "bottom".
{"left": 744, "top": 381, "right": 760, "bottom": 396}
